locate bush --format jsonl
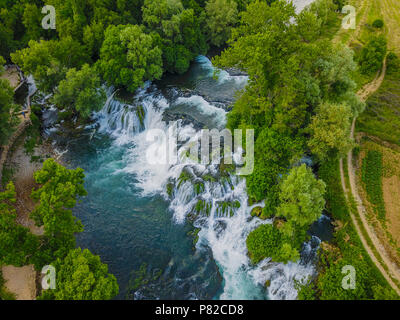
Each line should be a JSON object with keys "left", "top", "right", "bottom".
{"left": 372, "top": 19, "right": 384, "bottom": 29}
{"left": 387, "top": 52, "right": 400, "bottom": 75}
{"left": 246, "top": 224, "right": 284, "bottom": 264}
{"left": 246, "top": 223, "right": 300, "bottom": 264}
{"left": 359, "top": 35, "right": 387, "bottom": 75}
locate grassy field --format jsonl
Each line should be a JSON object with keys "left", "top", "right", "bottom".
{"left": 357, "top": 55, "right": 400, "bottom": 145}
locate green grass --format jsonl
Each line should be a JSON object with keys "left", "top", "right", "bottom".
{"left": 357, "top": 54, "right": 400, "bottom": 145}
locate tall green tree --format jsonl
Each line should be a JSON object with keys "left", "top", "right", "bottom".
{"left": 0, "top": 66, "right": 18, "bottom": 145}
{"left": 277, "top": 164, "right": 326, "bottom": 242}
{"left": 359, "top": 35, "right": 387, "bottom": 75}
{"left": 142, "top": 0, "right": 207, "bottom": 74}
{"left": 307, "top": 102, "right": 354, "bottom": 161}
{"left": 40, "top": 248, "right": 119, "bottom": 300}
{"left": 11, "top": 37, "right": 89, "bottom": 93}
{"left": 52, "top": 64, "right": 106, "bottom": 119}
{"left": 30, "top": 159, "right": 87, "bottom": 262}
{"left": 98, "top": 24, "right": 163, "bottom": 93}
{"left": 205, "top": 0, "right": 238, "bottom": 47}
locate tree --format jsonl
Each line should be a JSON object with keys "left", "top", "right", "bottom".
{"left": 307, "top": 102, "right": 354, "bottom": 161}
{"left": 142, "top": 0, "right": 207, "bottom": 74}
{"left": 277, "top": 164, "right": 326, "bottom": 241}
{"left": 246, "top": 224, "right": 284, "bottom": 264}
{"left": 246, "top": 127, "right": 304, "bottom": 203}
{"left": 52, "top": 64, "right": 106, "bottom": 119}
{"left": 22, "top": 3, "right": 44, "bottom": 42}
{"left": 0, "top": 74, "right": 18, "bottom": 145}
{"left": 11, "top": 37, "right": 89, "bottom": 93}
{"left": 30, "top": 159, "right": 87, "bottom": 262}
{"left": 205, "top": 0, "right": 238, "bottom": 47}
{"left": 97, "top": 24, "right": 163, "bottom": 92}
{"left": 0, "top": 182, "right": 39, "bottom": 266}
{"left": 358, "top": 35, "right": 387, "bottom": 75}
{"left": 40, "top": 248, "right": 119, "bottom": 300}
{"left": 246, "top": 223, "right": 300, "bottom": 265}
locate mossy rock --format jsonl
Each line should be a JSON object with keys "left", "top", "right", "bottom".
{"left": 250, "top": 206, "right": 263, "bottom": 218}
{"left": 194, "top": 182, "right": 205, "bottom": 195}
{"left": 264, "top": 280, "right": 271, "bottom": 288}
{"left": 136, "top": 104, "right": 145, "bottom": 127}
{"left": 166, "top": 182, "right": 174, "bottom": 197}
{"left": 178, "top": 170, "right": 192, "bottom": 187}
{"left": 188, "top": 228, "right": 201, "bottom": 247}
{"left": 273, "top": 218, "right": 286, "bottom": 230}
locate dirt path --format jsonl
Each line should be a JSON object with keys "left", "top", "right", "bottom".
{"left": 9, "top": 144, "right": 46, "bottom": 236}
{"left": 2, "top": 265, "right": 36, "bottom": 300}
{"left": 1, "top": 142, "right": 48, "bottom": 300}
{"left": 339, "top": 57, "right": 400, "bottom": 295}
{"left": 357, "top": 58, "right": 387, "bottom": 101}
{"left": 339, "top": 158, "right": 400, "bottom": 295}
{"left": 0, "top": 66, "right": 20, "bottom": 88}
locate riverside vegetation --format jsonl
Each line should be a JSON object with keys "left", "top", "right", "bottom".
{"left": 0, "top": 0, "right": 398, "bottom": 300}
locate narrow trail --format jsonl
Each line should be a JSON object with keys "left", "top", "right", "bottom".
{"left": 339, "top": 57, "right": 400, "bottom": 295}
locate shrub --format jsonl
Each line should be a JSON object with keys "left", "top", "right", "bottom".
{"left": 372, "top": 19, "right": 384, "bottom": 29}
{"left": 387, "top": 52, "right": 400, "bottom": 75}
{"left": 359, "top": 35, "right": 387, "bottom": 75}
{"left": 246, "top": 224, "right": 284, "bottom": 264}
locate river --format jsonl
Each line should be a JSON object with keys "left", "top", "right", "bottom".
{"left": 39, "top": 0, "right": 329, "bottom": 300}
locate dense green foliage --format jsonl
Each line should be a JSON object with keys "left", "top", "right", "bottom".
{"left": 4, "top": 0, "right": 228, "bottom": 118}
{"left": 30, "top": 158, "right": 87, "bottom": 263}
{"left": 214, "top": 0, "right": 362, "bottom": 205}
{"left": 205, "top": 0, "right": 238, "bottom": 47}
{"left": 97, "top": 24, "right": 163, "bottom": 93}
{"left": 3, "top": 0, "right": 396, "bottom": 301}
{"left": 0, "top": 160, "right": 119, "bottom": 300}
{"left": 361, "top": 150, "right": 385, "bottom": 220}
{"left": 11, "top": 38, "right": 89, "bottom": 93}
{"left": 307, "top": 102, "right": 354, "bottom": 161}
{"left": 40, "top": 248, "right": 119, "bottom": 300}
{"left": 246, "top": 224, "right": 299, "bottom": 264}
{"left": 0, "top": 0, "right": 52, "bottom": 61}
{"left": 0, "top": 66, "right": 18, "bottom": 145}
{"left": 247, "top": 165, "right": 326, "bottom": 264}
{"left": 142, "top": 0, "right": 207, "bottom": 74}
{"left": 52, "top": 64, "right": 106, "bottom": 119}
{"left": 358, "top": 35, "right": 387, "bottom": 75}
{"left": 0, "top": 182, "right": 39, "bottom": 266}
{"left": 277, "top": 164, "right": 326, "bottom": 243}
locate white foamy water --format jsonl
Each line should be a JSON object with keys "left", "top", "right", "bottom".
{"left": 95, "top": 55, "right": 318, "bottom": 300}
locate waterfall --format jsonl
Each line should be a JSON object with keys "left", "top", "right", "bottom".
{"left": 93, "top": 56, "right": 318, "bottom": 300}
